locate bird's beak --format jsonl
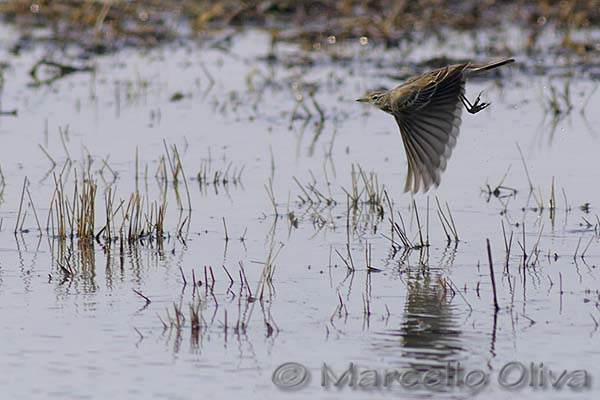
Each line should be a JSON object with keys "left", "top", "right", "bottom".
{"left": 356, "top": 96, "right": 369, "bottom": 102}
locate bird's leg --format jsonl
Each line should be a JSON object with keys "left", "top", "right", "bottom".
{"left": 460, "top": 91, "right": 490, "bottom": 114}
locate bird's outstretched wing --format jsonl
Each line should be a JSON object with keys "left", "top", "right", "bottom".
{"left": 392, "top": 65, "right": 467, "bottom": 193}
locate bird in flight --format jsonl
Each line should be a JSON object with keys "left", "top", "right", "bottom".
{"left": 357, "top": 58, "right": 514, "bottom": 193}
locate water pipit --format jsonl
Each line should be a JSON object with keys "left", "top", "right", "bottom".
{"left": 357, "top": 58, "right": 514, "bottom": 193}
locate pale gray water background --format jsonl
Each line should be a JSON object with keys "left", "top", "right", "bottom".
{"left": 0, "top": 25, "right": 600, "bottom": 399}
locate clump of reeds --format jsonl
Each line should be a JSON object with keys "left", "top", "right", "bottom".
{"left": 543, "top": 81, "right": 573, "bottom": 117}
{"left": 343, "top": 164, "right": 385, "bottom": 217}
{"left": 388, "top": 200, "right": 429, "bottom": 251}
{"left": 45, "top": 171, "right": 97, "bottom": 240}
{"left": 16, "top": 161, "right": 172, "bottom": 251}
{"left": 156, "top": 140, "right": 192, "bottom": 211}
{"left": 436, "top": 197, "right": 459, "bottom": 244}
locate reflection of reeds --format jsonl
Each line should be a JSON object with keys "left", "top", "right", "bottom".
{"left": 160, "top": 252, "right": 283, "bottom": 341}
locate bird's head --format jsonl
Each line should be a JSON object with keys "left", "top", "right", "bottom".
{"left": 356, "top": 90, "right": 389, "bottom": 109}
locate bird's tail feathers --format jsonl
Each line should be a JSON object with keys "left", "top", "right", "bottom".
{"left": 469, "top": 58, "right": 515, "bottom": 73}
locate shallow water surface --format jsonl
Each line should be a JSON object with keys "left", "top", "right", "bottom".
{"left": 0, "top": 27, "right": 599, "bottom": 399}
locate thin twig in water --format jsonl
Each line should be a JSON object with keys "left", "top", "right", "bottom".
{"left": 581, "top": 236, "right": 594, "bottom": 259}
{"left": 133, "top": 288, "right": 151, "bottom": 304}
{"left": 574, "top": 237, "right": 582, "bottom": 260}
{"left": 517, "top": 143, "right": 534, "bottom": 191}
{"left": 487, "top": 239, "right": 500, "bottom": 311}
{"left": 179, "top": 266, "right": 187, "bottom": 286}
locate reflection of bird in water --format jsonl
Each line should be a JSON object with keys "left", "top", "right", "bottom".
{"left": 357, "top": 58, "right": 514, "bottom": 193}
{"left": 400, "top": 273, "right": 463, "bottom": 362}
{"left": 370, "top": 271, "right": 464, "bottom": 370}
{"left": 412, "top": 318, "right": 432, "bottom": 333}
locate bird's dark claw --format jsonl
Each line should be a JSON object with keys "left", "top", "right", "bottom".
{"left": 460, "top": 91, "right": 490, "bottom": 114}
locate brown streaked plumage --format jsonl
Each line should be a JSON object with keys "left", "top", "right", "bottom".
{"left": 357, "top": 58, "right": 514, "bottom": 193}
